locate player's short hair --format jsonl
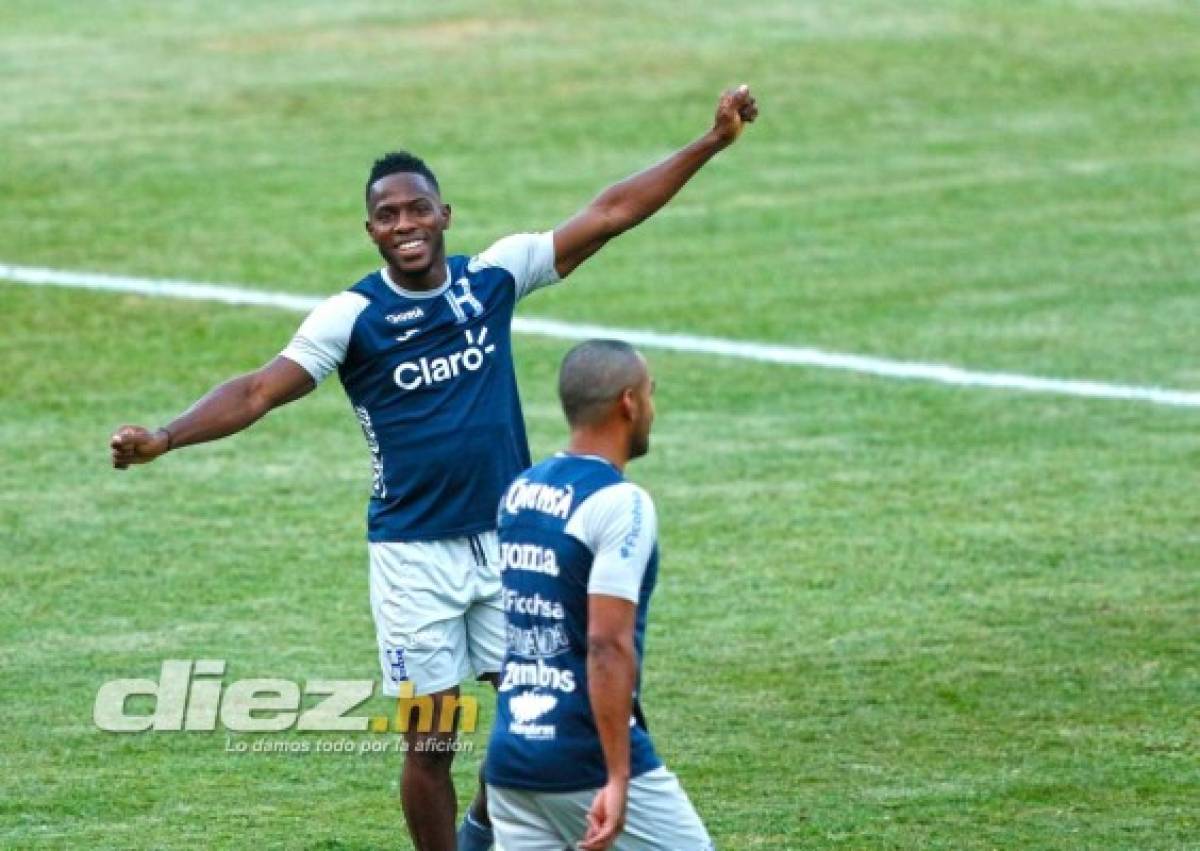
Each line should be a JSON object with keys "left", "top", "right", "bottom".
{"left": 365, "top": 151, "right": 440, "bottom": 202}
{"left": 558, "top": 339, "right": 646, "bottom": 427}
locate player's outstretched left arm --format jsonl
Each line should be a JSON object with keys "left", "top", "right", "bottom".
{"left": 553, "top": 84, "right": 759, "bottom": 278}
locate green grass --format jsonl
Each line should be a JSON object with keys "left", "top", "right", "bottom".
{"left": 2, "top": 1, "right": 1198, "bottom": 848}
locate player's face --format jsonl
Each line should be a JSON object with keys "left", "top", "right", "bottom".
{"left": 629, "top": 366, "right": 656, "bottom": 459}
{"left": 365, "top": 173, "right": 451, "bottom": 279}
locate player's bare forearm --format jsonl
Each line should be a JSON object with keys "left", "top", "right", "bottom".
{"left": 110, "top": 356, "right": 313, "bottom": 469}
{"left": 166, "top": 375, "right": 279, "bottom": 446}
{"left": 554, "top": 84, "right": 759, "bottom": 277}
{"left": 587, "top": 631, "right": 637, "bottom": 781}
{"left": 553, "top": 133, "right": 722, "bottom": 279}
{"left": 588, "top": 131, "right": 723, "bottom": 230}
{"left": 581, "top": 625, "right": 636, "bottom": 851}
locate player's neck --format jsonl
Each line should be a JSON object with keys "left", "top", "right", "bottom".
{"left": 566, "top": 431, "right": 629, "bottom": 473}
{"left": 386, "top": 258, "right": 448, "bottom": 292}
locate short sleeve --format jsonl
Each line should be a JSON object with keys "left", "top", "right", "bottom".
{"left": 469, "top": 232, "right": 560, "bottom": 300}
{"left": 566, "top": 483, "right": 658, "bottom": 603}
{"left": 279, "top": 291, "right": 369, "bottom": 385}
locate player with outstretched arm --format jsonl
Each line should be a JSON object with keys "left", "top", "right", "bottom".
{"left": 110, "top": 86, "right": 756, "bottom": 851}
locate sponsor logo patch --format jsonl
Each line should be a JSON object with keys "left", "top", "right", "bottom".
{"left": 508, "top": 690, "right": 558, "bottom": 740}
{"left": 392, "top": 326, "right": 496, "bottom": 392}
{"left": 498, "top": 660, "right": 576, "bottom": 694}
{"left": 502, "top": 478, "right": 574, "bottom": 520}
{"left": 499, "top": 542, "right": 560, "bottom": 577}
{"left": 386, "top": 307, "right": 425, "bottom": 324}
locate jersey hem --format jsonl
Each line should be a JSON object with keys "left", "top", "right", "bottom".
{"left": 586, "top": 583, "right": 642, "bottom": 603}
{"left": 278, "top": 351, "right": 323, "bottom": 384}
{"left": 366, "top": 520, "right": 497, "bottom": 544}
{"left": 484, "top": 758, "right": 662, "bottom": 794}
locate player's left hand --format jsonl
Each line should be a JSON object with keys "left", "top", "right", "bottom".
{"left": 578, "top": 777, "right": 628, "bottom": 850}
{"left": 110, "top": 425, "right": 170, "bottom": 469}
{"left": 711, "top": 83, "right": 758, "bottom": 146}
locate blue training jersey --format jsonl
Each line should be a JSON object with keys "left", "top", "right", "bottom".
{"left": 280, "top": 233, "right": 559, "bottom": 542}
{"left": 484, "top": 453, "right": 663, "bottom": 792}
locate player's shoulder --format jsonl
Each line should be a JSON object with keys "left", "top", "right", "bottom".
{"left": 578, "top": 479, "right": 657, "bottom": 528}
{"left": 467, "top": 232, "right": 547, "bottom": 274}
{"left": 567, "top": 477, "right": 657, "bottom": 557}
{"left": 299, "top": 287, "right": 371, "bottom": 330}
{"left": 465, "top": 231, "right": 559, "bottom": 299}
{"left": 609, "top": 480, "right": 656, "bottom": 515}
{"left": 343, "top": 269, "right": 391, "bottom": 302}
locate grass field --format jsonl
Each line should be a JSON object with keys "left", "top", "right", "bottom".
{"left": 2, "top": 1, "right": 1198, "bottom": 848}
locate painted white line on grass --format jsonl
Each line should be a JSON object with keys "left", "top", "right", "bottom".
{"left": 3, "top": 262, "right": 1198, "bottom": 409}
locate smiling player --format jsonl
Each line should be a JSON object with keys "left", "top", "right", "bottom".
{"left": 110, "top": 84, "right": 757, "bottom": 851}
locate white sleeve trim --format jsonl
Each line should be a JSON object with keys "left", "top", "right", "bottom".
{"left": 468, "top": 231, "right": 560, "bottom": 300}
{"left": 279, "top": 291, "right": 369, "bottom": 385}
{"left": 566, "top": 483, "right": 658, "bottom": 604}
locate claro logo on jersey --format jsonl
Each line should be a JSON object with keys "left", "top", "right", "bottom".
{"left": 393, "top": 326, "right": 496, "bottom": 391}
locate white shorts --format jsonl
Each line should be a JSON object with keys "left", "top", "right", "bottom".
{"left": 487, "top": 767, "right": 714, "bottom": 851}
{"left": 369, "top": 530, "right": 505, "bottom": 697}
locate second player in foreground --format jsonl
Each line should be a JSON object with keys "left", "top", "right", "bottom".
{"left": 486, "top": 340, "right": 712, "bottom": 851}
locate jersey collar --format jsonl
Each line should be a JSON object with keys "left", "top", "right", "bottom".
{"left": 380, "top": 263, "right": 453, "bottom": 300}
{"left": 555, "top": 452, "right": 623, "bottom": 474}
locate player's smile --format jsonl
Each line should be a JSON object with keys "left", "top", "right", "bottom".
{"left": 392, "top": 236, "right": 430, "bottom": 263}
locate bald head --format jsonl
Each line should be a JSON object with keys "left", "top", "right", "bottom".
{"left": 558, "top": 340, "right": 647, "bottom": 427}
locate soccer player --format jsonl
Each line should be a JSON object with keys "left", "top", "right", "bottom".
{"left": 486, "top": 340, "right": 709, "bottom": 851}
{"left": 109, "top": 85, "right": 756, "bottom": 851}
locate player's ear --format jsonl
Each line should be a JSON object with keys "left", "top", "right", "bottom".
{"left": 619, "top": 387, "right": 637, "bottom": 422}
{"left": 441, "top": 203, "right": 452, "bottom": 230}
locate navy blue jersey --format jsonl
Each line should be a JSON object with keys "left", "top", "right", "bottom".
{"left": 281, "top": 233, "right": 559, "bottom": 542}
{"left": 484, "top": 454, "right": 663, "bottom": 792}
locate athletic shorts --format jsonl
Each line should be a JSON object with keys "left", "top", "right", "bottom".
{"left": 487, "top": 767, "right": 714, "bottom": 851}
{"left": 369, "top": 530, "right": 505, "bottom": 697}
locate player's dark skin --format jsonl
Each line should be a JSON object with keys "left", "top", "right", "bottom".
{"left": 109, "top": 85, "right": 757, "bottom": 851}
{"left": 403, "top": 674, "right": 501, "bottom": 851}
{"left": 365, "top": 173, "right": 453, "bottom": 291}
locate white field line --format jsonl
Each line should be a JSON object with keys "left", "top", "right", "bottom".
{"left": 3, "top": 262, "right": 1198, "bottom": 409}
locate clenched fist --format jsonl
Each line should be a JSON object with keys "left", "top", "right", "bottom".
{"left": 711, "top": 83, "right": 759, "bottom": 146}
{"left": 110, "top": 425, "right": 170, "bottom": 469}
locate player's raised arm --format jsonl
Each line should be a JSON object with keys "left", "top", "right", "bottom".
{"left": 552, "top": 83, "right": 758, "bottom": 278}
{"left": 109, "top": 356, "right": 315, "bottom": 469}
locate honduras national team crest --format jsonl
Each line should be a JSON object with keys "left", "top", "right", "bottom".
{"left": 446, "top": 276, "right": 484, "bottom": 323}
{"left": 384, "top": 648, "right": 408, "bottom": 682}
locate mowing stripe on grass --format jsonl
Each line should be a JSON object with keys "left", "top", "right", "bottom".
{"left": 3, "top": 262, "right": 1198, "bottom": 409}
